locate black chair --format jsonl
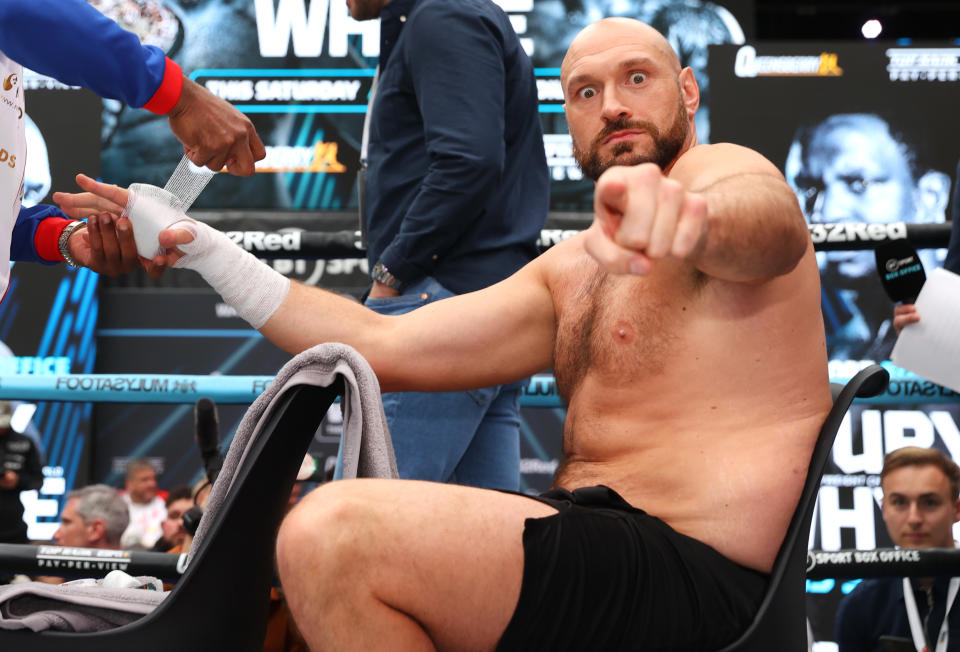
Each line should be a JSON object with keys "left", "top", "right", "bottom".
{"left": 719, "top": 364, "right": 889, "bottom": 652}
{"left": 0, "top": 379, "right": 343, "bottom": 651}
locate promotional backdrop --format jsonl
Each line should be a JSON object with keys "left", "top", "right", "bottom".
{"left": 710, "top": 42, "right": 960, "bottom": 649}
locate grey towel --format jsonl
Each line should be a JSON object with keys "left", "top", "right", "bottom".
{"left": 189, "top": 342, "right": 397, "bottom": 562}
{"left": 0, "top": 342, "right": 396, "bottom": 632}
{"left": 0, "top": 576, "right": 166, "bottom": 632}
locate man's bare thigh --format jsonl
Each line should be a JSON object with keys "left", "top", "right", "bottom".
{"left": 286, "top": 478, "right": 558, "bottom": 649}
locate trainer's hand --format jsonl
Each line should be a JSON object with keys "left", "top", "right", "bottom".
{"left": 584, "top": 163, "right": 707, "bottom": 275}
{"left": 53, "top": 174, "right": 129, "bottom": 219}
{"left": 893, "top": 303, "right": 921, "bottom": 334}
{"left": 167, "top": 77, "right": 266, "bottom": 176}
{"left": 67, "top": 213, "right": 166, "bottom": 279}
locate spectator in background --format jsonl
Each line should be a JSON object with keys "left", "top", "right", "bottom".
{"left": 120, "top": 458, "right": 166, "bottom": 549}
{"left": 53, "top": 484, "right": 129, "bottom": 549}
{"left": 0, "top": 401, "right": 42, "bottom": 584}
{"left": 836, "top": 447, "right": 960, "bottom": 651}
{"left": 152, "top": 485, "right": 192, "bottom": 553}
{"left": 785, "top": 113, "right": 951, "bottom": 361}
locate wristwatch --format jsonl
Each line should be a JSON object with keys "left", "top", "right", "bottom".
{"left": 58, "top": 220, "right": 88, "bottom": 268}
{"left": 371, "top": 261, "right": 403, "bottom": 290}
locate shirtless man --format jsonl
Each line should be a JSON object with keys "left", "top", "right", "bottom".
{"left": 57, "top": 17, "right": 831, "bottom": 650}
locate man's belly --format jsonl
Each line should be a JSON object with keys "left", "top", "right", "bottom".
{"left": 554, "top": 405, "right": 826, "bottom": 572}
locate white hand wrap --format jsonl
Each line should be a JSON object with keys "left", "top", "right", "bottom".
{"left": 123, "top": 183, "right": 289, "bottom": 329}
{"left": 123, "top": 184, "right": 188, "bottom": 259}
{"left": 172, "top": 219, "right": 290, "bottom": 329}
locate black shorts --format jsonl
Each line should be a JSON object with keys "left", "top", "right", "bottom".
{"left": 496, "top": 485, "right": 768, "bottom": 652}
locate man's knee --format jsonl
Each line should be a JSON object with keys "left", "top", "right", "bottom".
{"left": 276, "top": 481, "right": 380, "bottom": 584}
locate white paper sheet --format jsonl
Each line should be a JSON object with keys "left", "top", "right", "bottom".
{"left": 891, "top": 267, "right": 960, "bottom": 393}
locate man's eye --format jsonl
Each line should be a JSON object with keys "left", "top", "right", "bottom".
{"left": 578, "top": 87, "right": 597, "bottom": 99}
{"left": 629, "top": 72, "right": 646, "bottom": 84}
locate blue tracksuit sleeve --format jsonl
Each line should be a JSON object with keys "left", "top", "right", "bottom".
{"left": 0, "top": 0, "right": 167, "bottom": 108}
{"left": 13, "top": 205, "right": 67, "bottom": 264}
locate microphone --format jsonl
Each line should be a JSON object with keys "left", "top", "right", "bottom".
{"left": 194, "top": 397, "right": 222, "bottom": 483}
{"left": 875, "top": 240, "right": 926, "bottom": 304}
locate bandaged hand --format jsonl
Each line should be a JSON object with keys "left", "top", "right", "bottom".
{"left": 166, "top": 216, "right": 290, "bottom": 328}
{"left": 57, "top": 175, "right": 288, "bottom": 328}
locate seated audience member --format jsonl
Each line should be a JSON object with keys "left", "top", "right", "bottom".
{"left": 56, "top": 17, "right": 830, "bottom": 649}
{"left": 836, "top": 447, "right": 960, "bottom": 652}
{"left": 152, "top": 485, "right": 192, "bottom": 552}
{"left": 53, "top": 483, "right": 129, "bottom": 549}
{"left": 33, "top": 483, "right": 130, "bottom": 584}
{"left": 120, "top": 458, "right": 166, "bottom": 549}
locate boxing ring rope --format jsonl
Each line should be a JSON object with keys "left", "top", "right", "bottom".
{"left": 224, "top": 221, "right": 953, "bottom": 259}
{"left": 0, "top": 367, "right": 954, "bottom": 405}
{"left": 806, "top": 547, "right": 960, "bottom": 580}
{"left": 2, "top": 542, "right": 957, "bottom": 584}
{"left": 0, "top": 543, "right": 186, "bottom": 582}
{"left": 2, "top": 543, "right": 953, "bottom": 583}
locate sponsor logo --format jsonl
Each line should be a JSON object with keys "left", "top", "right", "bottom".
{"left": 54, "top": 376, "right": 198, "bottom": 394}
{"left": 254, "top": 143, "right": 346, "bottom": 173}
{"left": 808, "top": 222, "right": 907, "bottom": 244}
{"left": 885, "top": 256, "right": 917, "bottom": 273}
{"left": 3, "top": 73, "right": 17, "bottom": 91}
{"left": 226, "top": 231, "right": 303, "bottom": 252}
{"left": 734, "top": 45, "right": 842, "bottom": 78}
{"left": 886, "top": 48, "right": 960, "bottom": 82}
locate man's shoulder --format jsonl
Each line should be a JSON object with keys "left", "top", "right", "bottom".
{"left": 670, "top": 142, "right": 785, "bottom": 188}
{"left": 411, "top": 0, "right": 508, "bottom": 27}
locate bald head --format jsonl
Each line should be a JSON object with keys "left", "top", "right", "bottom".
{"left": 561, "top": 18, "right": 682, "bottom": 92}
{"left": 560, "top": 17, "right": 698, "bottom": 179}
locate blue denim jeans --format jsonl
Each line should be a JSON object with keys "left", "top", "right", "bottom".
{"left": 359, "top": 276, "right": 522, "bottom": 490}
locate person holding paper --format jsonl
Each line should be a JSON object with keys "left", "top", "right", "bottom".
{"left": 785, "top": 114, "right": 951, "bottom": 360}
{"left": 894, "top": 162, "right": 960, "bottom": 334}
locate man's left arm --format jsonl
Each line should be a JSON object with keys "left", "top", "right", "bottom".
{"left": 671, "top": 143, "right": 810, "bottom": 283}
{"left": 586, "top": 144, "right": 809, "bottom": 284}
{"left": 375, "top": 7, "right": 508, "bottom": 286}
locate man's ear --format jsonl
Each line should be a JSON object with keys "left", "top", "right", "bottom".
{"left": 915, "top": 170, "right": 951, "bottom": 222}
{"left": 87, "top": 518, "right": 107, "bottom": 545}
{"left": 678, "top": 67, "right": 700, "bottom": 118}
{"left": 952, "top": 497, "right": 960, "bottom": 525}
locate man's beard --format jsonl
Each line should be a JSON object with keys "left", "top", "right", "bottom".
{"left": 573, "top": 98, "right": 689, "bottom": 181}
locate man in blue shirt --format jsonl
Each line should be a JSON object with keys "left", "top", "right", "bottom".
{"left": 836, "top": 447, "right": 960, "bottom": 651}
{"left": 350, "top": 0, "right": 549, "bottom": 489}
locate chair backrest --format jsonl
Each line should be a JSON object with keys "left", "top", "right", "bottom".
{"left": 0, "top": 380, "right": 342, "bottom": 651}
{"left": 718, "top": 364, "right": 889, "bottom": 652}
